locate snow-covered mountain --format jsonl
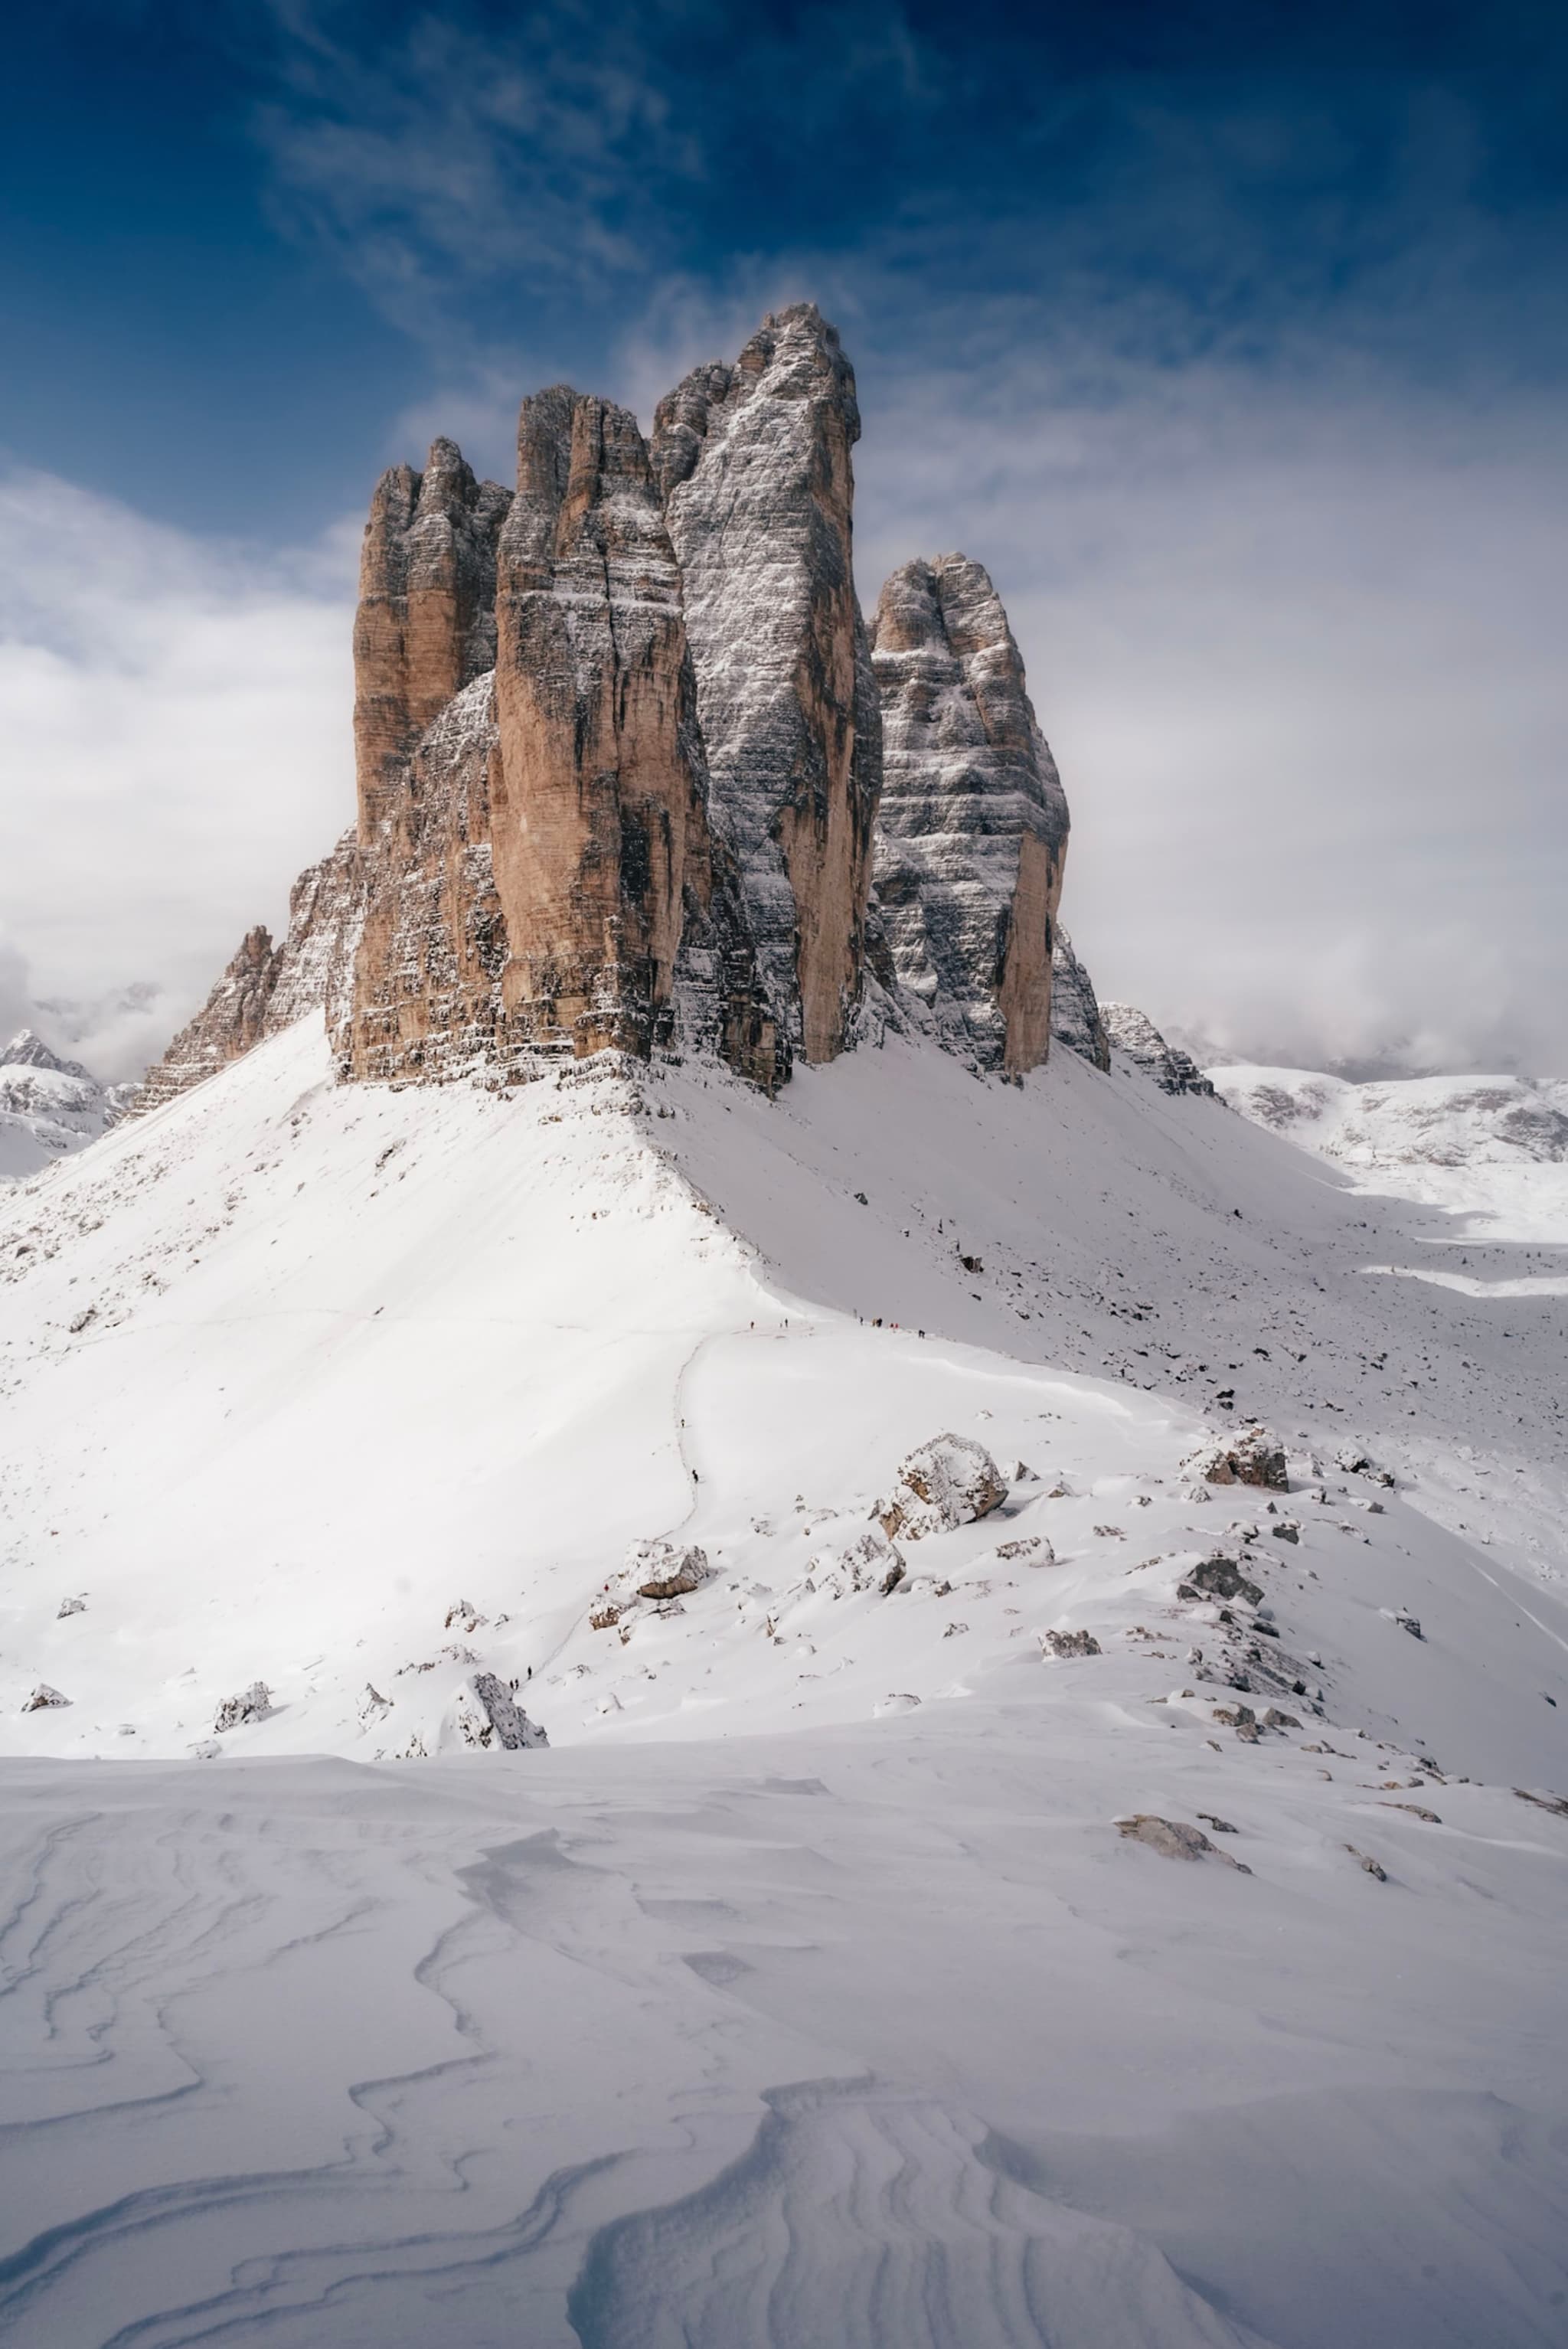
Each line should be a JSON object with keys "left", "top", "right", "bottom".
{"left": 0, "top": 1028, "right": 124, "bottom": 1184}
{"left": 2, "top": 289, "right": 1565, "bottom": 2344}
{"left": 2, "top": 1010, "right": 1565, "bottom": 2346}
{"left": 1211, "top": 1061, "right": 1568, "bottom": 1246}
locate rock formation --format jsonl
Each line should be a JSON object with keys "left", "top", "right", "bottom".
{"left": 1050, "top": 930, "right": 1110, "bottom": 1070}
{"left": 345, "top": 396, "right": 779, "bottom": 1088}
{"left": 653, "top": 305, "right": 880, "bottom": 1062}
{"left": 132, "top": 302, "right": 1107, "bottom": 1114}
{"left": 139, "top": 834, "right": 364, "bottom": 1108}
{"left": 353, "top": 439, "right": 510, "bottom": 837}
{"left": 136, "top": 926, "right": 282, "bottom": 1112}
{"left": 1101, "top": 1004, "right": 1217, "bottom": 1096}
{"left": 868, "top": 555, "right": 1069, "bottom": 1073}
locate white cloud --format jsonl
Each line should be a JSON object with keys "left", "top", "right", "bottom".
{"left": 0, "top": 470, "right": 356, "bottom": 1078}
{"left": 852, "top": 354, "right": 1568, "bottom": 1074}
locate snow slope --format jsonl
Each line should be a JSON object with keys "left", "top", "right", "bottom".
{"left": 2, "top": 1021, "right": 1566, "bottom": 2345}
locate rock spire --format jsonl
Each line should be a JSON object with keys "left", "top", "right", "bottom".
{"left": 869, "top": 554, "right": 1069, "bottom": 1073}
{"left": 352, "top": 440, "right": 511, "bottom": 838}
{"left": 135, "top": 304, "right": 1109, "bottom": 1115}
{"left": 653, "top": 305, "right": 880, "bottom": 1063}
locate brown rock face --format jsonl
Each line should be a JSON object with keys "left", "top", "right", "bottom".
{"left": 869, "top": 554, "right": 1069, "bottom": 1074}
{"left": 136, "top": 926, "right": 281, "bottom": 1111}
{"left": 141, "top": 305, "right": 1103, "bottom": 1109}
{"left": 353, "top": 439, "right": 511, "bottom": 838}
{"left": 491, "top": 390, "right": 712, "bottom": 1059}
{"left": 345, "top": 404, "right": 780, "bottom": 1089}
{"left": 652, "top": 305, "right": 880, "bottom": 1062}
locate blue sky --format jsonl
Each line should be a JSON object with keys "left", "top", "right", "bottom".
{"left": 3, "top": 2, "right": 1566, "bottom": 1073}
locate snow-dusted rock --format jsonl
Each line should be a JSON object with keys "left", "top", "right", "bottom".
{"left": 874, "top": 1433, "right": 1008, "bottom": 1541}
{"left": 1190, "top": 1425, "right": 1289, "bottom": 1492}
{"left": 1042, "top": 1629, "right": 1102, "bottom": 1658}
{"left": 1117, "top": 1814, "right": 1251, "bottom": 1870}
{"left": 1101, "top": 1005, "right": 1217, "bottom": 1096}
{"left": 869, "top": 554, "right": 1070, "bottom": 1075}
{"left": 444, "top": 1598, "right": 485, "bottom": 1632}
{"left": 56, "top": 1595, "right": 86, "bottom": 1618}
{"left": 1177, "top": 1557, "right": 1265, "bottom": 1608}
{"left": 452, "top": 1672, "right": 548, "bottom": 1751}
{"left": 629, "top": 1540, "right": 710, "bottom": 1601}
{"left": 213, "top": 1681, "right": 274, "bottom": 1732}
{"left": 1, "top": 1031, "right": 123, "bottom": 1184}
{"left": 22, "top": 1684, "right": 70, "bottom": 1712}
{"left": 654, "top": 304, "right": 879, "bottom": 1064}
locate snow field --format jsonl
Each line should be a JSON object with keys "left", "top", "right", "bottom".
{"left": 1, "top": 1014, "right": 1566, "bottom": 2343}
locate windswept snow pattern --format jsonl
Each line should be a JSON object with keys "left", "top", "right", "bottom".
{"left": 0, "top": 1018, "right": 1566, "bottom": 2344}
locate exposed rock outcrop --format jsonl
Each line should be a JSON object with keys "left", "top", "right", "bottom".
{"left": 869, "top": 555, "right": 1069, "bottom": 1073}
{"left": 1050, "top": 929, "right": 1110, "bottom": 1070}
{"left": 1102, "top": 1004, "right": 1217, "bottom": 1096}
{"left": 138, "top": 833, "right": 365, "bottom": 1110}
{"left": 874, "top": 1433, "right": 1008, "bottom": 1542}
{"left": 135, "top": 303, "right": 1102, "bottom": 1109}
{"left": 136, "top": 927, "right": 282, "bottom": 1112}
{"left": 490, "top": 388, "right": 777, "bottom": 1078}
{"left": 353, "top": 439, "right": 511, "bottom": 837}
{"left": 653, "top": 305, "right": 880, "bottom": 1062}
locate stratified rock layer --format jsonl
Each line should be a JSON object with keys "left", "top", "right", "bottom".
{"left": 353, "top": 440, "right": 511, "bottom": 838}
{"left": 869, "top": 555, "right": 1069, "bottom": 1073}
{"left": 654, "top": 305, "right": 880, "bottom": 1063}
{"left": 346, "top": 405, "right": 780, "bottom": 1090}
{"left": 493, "top": 390, "right": 717, "bottom": 1060}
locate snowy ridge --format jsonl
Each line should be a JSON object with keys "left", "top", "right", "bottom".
{"left": 1213, "top": 1060, "right": 1568, "bottom": 1247}
{"left": 1, "top": 1019, "right": 1566, "bottom": 2343}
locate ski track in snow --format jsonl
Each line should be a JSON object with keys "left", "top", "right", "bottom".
{"left": 0, "top": 1018, "right": 1565, "bottom": 2345}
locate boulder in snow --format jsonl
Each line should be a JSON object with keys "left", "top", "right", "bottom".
{"left": 214, "top": 1681, "right": 274, "bottom": 1732}
{"left": 443, "top": 1599, "right": 485, "bottom": 1632}
{"left": 874, "top": 1434, "right": 1007, "bottom": 1542}
{"left": 23, "top": 1683, "right": 70, "bottom": 1712}
{"left": 1116, "top": 1814, "right": 1250, "bottom": 1870}
{"left": 629, "top": 1540, "right": 710, "bottom": 1601}
{"left": 1042, "top": 1629, "right": 1102, "bottom": 1658}
{"left": 56, "top": 1596, "right": 87, "bottom": 1618}
{"left": 454, "top": 1673, "right": 548, "bottom": 1752}
{"left": 1190, "top": 1425, "right": 1289, "bottom": 1492}
{"left": 1177, "top": 1556, "right": 1264, "bottom": 1609}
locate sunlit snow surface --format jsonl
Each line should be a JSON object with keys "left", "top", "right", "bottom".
{"left": 1, "top": 1022, "right": 1566, "bottom": 2345}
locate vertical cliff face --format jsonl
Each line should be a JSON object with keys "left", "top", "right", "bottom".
{"left": 652, "top": 305, "right": 880, "bottom": 1063}
{"left": 490, "top": 390, "right": 711, "bottom": 1059}
{"left": 134, "top": 304, "right": 1106, "bottom": 1113}
{"left": 352, "top": 440, "right": 511, "bottom": 838}
{"left": 869, "top": 554, "right": 1069, "bottom": 1074}
{"left": 1050, "top": 928, "right": 1111, "bottom": 1070}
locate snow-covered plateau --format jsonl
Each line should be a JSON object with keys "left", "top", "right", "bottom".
{"left": 2, "top": 1019, "right": 1566, "bottom": 2346}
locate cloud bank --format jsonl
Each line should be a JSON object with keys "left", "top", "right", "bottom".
{"left": 0, "top": 472, "right": 356, "bottom": 1077}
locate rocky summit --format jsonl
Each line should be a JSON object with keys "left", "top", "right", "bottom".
{"left": 139, "top": 303, "right": 1102, "bottom": 1111}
